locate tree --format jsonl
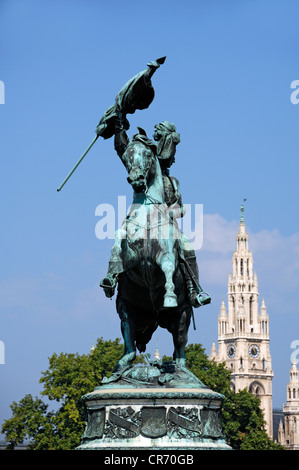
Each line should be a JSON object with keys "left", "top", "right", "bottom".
{"left": 1, "top": 395, "right": 54, "bottom": 450}
{"left": 221, "top": 389, "right": 284, "bottom": 450}
{"left": 1, "top": 339, "right": 284, "bottom": 450}
{"left": 185, "top": 343, "right": 231, "bottom": 395}
{"left": 1, "top": 337, "right": 124, "bottom": 450}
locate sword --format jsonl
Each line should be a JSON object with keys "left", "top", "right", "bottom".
{"left": 57, "top": 135, "right": 99, "bottom": 192}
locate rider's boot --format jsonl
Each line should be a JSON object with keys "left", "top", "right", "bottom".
{"left": 100, "top": 240, "right": 124, "bottom": 297}
{"left": 100, "top": 259, "right": 123, "bottom": 298}
{"left": 100, "top": 273, "right": 118, "bottom": 298}
{"left": 184, "top": 254, "right": 211, "bottom": 308}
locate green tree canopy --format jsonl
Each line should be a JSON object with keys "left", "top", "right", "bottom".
{"left": 1, "top": 338, "right": 284, "bottom": 450}
{"left": 2, "top": 337, "right": 124, "bottom": 450}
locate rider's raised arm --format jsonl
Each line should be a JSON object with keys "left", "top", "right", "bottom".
{"left": 113, "top": 107, "right": 130, "bottom": 166}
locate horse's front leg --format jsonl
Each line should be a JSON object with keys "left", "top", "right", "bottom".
{"left": 157, "top": 249, "right": 178, "bottom": 308}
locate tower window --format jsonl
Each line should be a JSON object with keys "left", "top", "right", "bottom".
{"left": 249, "top": 296, "right": 253, "bottom": 324}
{"left": 241, "top": 259, "right": 244, "bottom": 276}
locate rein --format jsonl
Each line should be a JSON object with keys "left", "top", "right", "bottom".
{"left": 126, "top": 193, "right": 178, "bottom": 232}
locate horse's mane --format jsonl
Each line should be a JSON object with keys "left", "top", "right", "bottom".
{"left": 131, "top": 127, "right": 157, "bottom": 154}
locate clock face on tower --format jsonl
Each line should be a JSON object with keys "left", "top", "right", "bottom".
{"left": 249, "top": 344, "right": 260, "bottom": 358}
{"left": 227, "top": 344, "right": 236, "bottom": 358}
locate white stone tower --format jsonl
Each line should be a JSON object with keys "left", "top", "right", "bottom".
{"left": 210, "top": 204, "right": 274, "bottom": 437}
{"left": 278, "top": 361, "right": 299, "bottom": 449}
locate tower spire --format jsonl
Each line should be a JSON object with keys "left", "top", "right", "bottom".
{"left": 279, "top": 361, "right": 299, "bottom": 449}
{"left": 212, "top": 205, "right": 273, "bottom": 438}
{"left": 240, "top": 198, "right": 247, "bottom": 223}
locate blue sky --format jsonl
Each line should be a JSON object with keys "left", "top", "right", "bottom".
{"left": 1, "top": 0, "right": 299, "bottom": 431}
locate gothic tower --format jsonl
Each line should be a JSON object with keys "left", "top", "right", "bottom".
{"left": 210, "top": 204, "right": 274, "bottom": 437}
{"left": 278, "top": 361, "right": 299, "bottom": 449}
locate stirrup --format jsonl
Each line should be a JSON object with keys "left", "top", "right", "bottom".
{"left": 195, "top": 291, "right": 211, "bottom": 307}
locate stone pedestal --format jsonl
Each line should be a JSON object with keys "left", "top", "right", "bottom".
{"left": 77, "top": 362, "right": 231, "bottom": 450}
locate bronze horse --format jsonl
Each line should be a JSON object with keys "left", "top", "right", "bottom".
{"left": 109, "top": 131, "right": 198, "bottom": 372}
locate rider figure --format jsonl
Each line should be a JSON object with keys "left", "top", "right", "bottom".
{"left": 100, "top": 118, "right": 210, "bottom": 308}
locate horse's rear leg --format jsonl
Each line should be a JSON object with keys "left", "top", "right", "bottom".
{"left": 158, "top": 252, "right": 178, "bottom": 308}
{"left": 114, "top": 305, "right": 136, "bottom": 372}
{"left": 171, "top": 308, "right": 191, "bottom": 367}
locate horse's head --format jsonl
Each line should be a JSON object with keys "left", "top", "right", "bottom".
{"left": 123, "top": 129, "right": 156, "bottom": 193}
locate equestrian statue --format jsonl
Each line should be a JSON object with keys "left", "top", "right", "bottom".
{"left": 57, "top": 57, "right": 211, "bottom": 375}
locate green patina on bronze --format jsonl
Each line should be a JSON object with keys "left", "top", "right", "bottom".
{"left": 58, "top": 57, "right": 211, "bottom": 376}
{"left": 58, "top": 58, "right": 231, "bottom": 449}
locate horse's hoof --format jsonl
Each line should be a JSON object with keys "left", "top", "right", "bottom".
{"left": 115, "top": 351, "right": 136, "bottom": 370}
{"left": 163, "top": 293, "right": 178, "bottom": 308}
{"left": 175, "top": 358, "right": 186, "bottom": 368}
